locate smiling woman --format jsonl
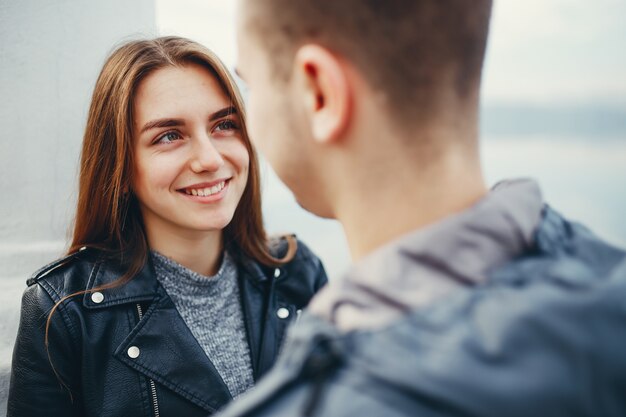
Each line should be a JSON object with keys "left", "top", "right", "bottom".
{"left": 132, "top": 64, "right": 250, "bottom": 270}
{"left": 7, "top": 37, "right": 328, "bottom": 417}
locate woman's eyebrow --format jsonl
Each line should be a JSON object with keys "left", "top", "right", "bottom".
{"left": 140, "top": 118, "right": 184, "bottom": 133}
{"left": 140, "top": 106, "right": 237, "bottom": 134}
{"left": 209, "top": 106, "right": 237, "bottom": 121}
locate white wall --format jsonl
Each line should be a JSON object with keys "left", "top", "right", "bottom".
{"left": 0, "top": 1, "right": 156, "bottom": 413}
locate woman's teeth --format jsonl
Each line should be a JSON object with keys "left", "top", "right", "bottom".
{"left": 185, "top": 181, "right": 226, "bottom": 197}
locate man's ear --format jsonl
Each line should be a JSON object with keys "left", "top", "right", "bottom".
{"left": 293, "top": 45, "right": 352, "bottom": 144}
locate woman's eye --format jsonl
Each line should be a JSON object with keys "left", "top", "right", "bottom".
{"left": 214, "top": 119, "right": 239, "bottom": 133}
{"left": 155, "top": 131, "right": 182, "bottom": 144}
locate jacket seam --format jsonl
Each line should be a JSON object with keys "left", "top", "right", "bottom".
{"left": 84, "top": 295, "right": 158, "bottom": 308}
{"left": 138, "top": 374, "right": 153, "bottom": 417}
{"left": 84, "top": 259, "right": 102, "bottom": 290}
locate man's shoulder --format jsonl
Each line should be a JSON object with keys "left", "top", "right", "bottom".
{"left": 219, "top": 272, "right": 626, "bottom": 417}
{"left": 218, "top": 209, "right": 626, "bottom": 417}
{"left": 506, "top": 204, "right": 626, "bottom": 289}
{"left": 218, "top": 242, "right": 626, "bottom": 417}
{"left": 216, "top": 313, "right": 347, "bottom": 417}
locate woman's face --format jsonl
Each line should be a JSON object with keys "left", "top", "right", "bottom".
{"left": 132, "top": 63, "right": 249, "bottom": 238}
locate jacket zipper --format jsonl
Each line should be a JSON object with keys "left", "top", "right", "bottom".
{"left": 136, "top": 303, "right": 160, "bottom": 417}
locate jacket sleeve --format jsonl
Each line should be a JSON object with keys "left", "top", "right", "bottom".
{"left": 8, "top": 283, "right": 84, "bottom": 417}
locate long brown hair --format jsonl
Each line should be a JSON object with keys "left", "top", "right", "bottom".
{"left": 73, "top": 36, "right": 294, "bottom": 272}
{"left": 46, "top": 37, "right": 295, "bottom": 389}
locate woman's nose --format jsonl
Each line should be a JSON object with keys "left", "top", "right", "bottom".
{"left": 189, "top": 135, "right": 225, "bottom": 173}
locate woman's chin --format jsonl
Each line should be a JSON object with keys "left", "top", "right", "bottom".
{"left": 187, "top": 216, "right": 234, "bottom": 233}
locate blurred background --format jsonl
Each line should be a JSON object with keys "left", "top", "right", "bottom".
{"left": 1, "top": 0, "right": 625, "bottom": 413}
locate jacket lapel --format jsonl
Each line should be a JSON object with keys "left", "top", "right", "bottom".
{"left": 86, "top": 251, "right": 284, "bottom": 412}
{"left": 238, "top": 258, "right": 284, "bottom": 380}
{"left": 238, "top": 268, "right": 276, "bottom": 380}
{"left": 114, "top": 287, "right": 232, "bottom": 413}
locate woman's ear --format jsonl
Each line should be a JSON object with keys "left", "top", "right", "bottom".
{"left": 292, "top": 44, "right": 352, "bottom": 145}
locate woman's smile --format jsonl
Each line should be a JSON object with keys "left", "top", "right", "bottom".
{"left": 178, "top": 178, "right": 231, "bottom": 202}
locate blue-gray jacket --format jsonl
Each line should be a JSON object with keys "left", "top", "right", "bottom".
{"left": 217, "top": 207, "right": 626, "bottom": 417}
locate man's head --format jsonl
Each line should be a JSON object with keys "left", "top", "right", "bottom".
{"left": 236, "top": 0, "right": 493, "bottom": 218}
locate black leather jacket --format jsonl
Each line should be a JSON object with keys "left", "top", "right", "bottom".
{"left": 8, "top": 238, "right": 327, "bottom": 417}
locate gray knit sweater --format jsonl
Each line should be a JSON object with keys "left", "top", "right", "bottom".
{"left": 150, "top": 251, "right": 254, "bottom": 398}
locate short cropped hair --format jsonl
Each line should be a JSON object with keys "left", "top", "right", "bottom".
{"left": 244, "top": 0, "right": 492, "bottom": 125}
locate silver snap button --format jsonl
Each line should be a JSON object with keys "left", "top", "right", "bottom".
{"left": 274, "top": 268, "right": 281, "bottom": 278}
{"left": 91, "top": 291, "right": 104, "bottom": 304}
{"left": 276, "top": 307, "right": 290, "bottom": 319}
{"left": 127, "top": 346, "right": 140, "bottom": 359}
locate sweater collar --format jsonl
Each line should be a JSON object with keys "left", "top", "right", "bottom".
{"left": 82, "top": 248, "right": 258, "bottom": 309}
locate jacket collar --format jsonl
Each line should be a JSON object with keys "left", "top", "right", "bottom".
{"left": 82, "top": 256, "right": 159, "bottom": 309}
{"left": 81, "top": 246, "right": 280, "bottom": 309}
{"left": 234, "top": 236, "right": 292, "bottom": 285}
{"left": 114, "top": 285, "right": 233, "bottom": 412}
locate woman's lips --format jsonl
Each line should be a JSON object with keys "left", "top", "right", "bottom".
{"left": 177, "top": 179, "right": 230, "bottom": 202}
{"left": 182, "top": 180, "right": 226, "bottom": 196}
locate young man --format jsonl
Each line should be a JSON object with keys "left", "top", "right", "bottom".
{"left": 223, "top": 0, "right": 626, "bottom": 415}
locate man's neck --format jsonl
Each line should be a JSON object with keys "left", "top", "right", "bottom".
{"left": 335, "top": 145, "right": 487, "bottom": 260}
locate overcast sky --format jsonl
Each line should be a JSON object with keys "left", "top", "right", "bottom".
{"left": 156, "top": 0, "right": 626, "bottom": 106}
